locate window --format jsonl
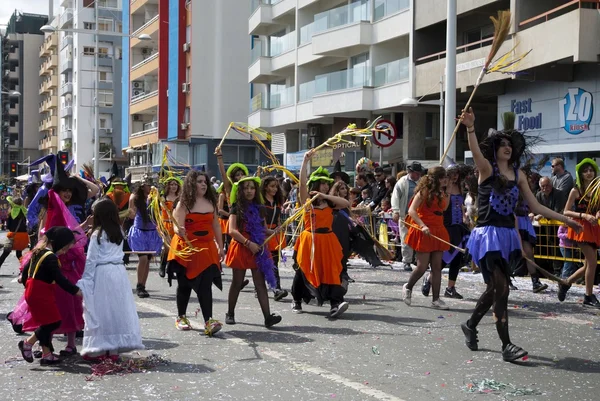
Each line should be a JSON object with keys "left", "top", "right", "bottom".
{"left": 186, "top": 25, "right": 191, "bottom": 43}
{"left": 100, "top": 118, "right": 107, "bottom": 128}
{"left": 98, "top": 48, "right": 109, "bottom": 58}
{"left": 221, "top": 145, "right": 238, "bottom": 164}
{"left": 239, "top": 146, "right": 258, "bottom": 165}
{"left": 192, "top": 144, "right": 207, "bottom": 165}
{"left": 116, "top": 23, "right": 122, "bottom": 33}
{"left": 184, "top": 107, "right": 190, "bottom": 123}
{"left": 99, "top": 71, "right": 113, "bottom": 82}
{"left": 98, "top": 91, "right": 114, "bottom": 107}
{"left": 84, "top": 22, "right": 96, "bottom": 30}
{"left": 83, "top": 47, "right": 95, "bottom": 56}
{"left": 186, "top": 67, "right": 190, "bottom": 83}
{"left": 98, "top": 19, "right": 113, "bottom": 32}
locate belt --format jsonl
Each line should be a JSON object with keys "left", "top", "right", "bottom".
{"left": 304, "top": 228, "right": 332, "bottom": 234}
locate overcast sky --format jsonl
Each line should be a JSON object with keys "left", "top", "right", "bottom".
{"left": 0, "top": 0, "right": 49, "bottom": 26}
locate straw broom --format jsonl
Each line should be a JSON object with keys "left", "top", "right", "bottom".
{"left": 440, "top": 10, "right": 513, "bottom": 164}
{"left": 401, "top": 219, "right": 466, "bottom": 254}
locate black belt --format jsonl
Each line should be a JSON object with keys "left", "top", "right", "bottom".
{"left": 304, "top": 228, "right": 332, "bottom": 234}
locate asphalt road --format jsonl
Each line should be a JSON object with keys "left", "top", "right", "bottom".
{"left": 0, "top": 246, "right": 599, "bottom": 401}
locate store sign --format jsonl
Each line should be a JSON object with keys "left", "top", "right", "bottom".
{"left": 510, "top": 98, "right": 542, "bottom": 131}
{"left": 559, "top": 88, "right": 594, "bottom": 135}
{"left": 286, "top": 150, "right": 307, "bottom": 171}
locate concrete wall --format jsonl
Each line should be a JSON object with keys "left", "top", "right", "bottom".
{"left": 191, "top": 0, "right": 250, "bottom": 140}
{"left": 414, "top": 0, "right": 501, "bottom": 30}
{"left": 21, "top": 34, "right": 45, "bottom": 157}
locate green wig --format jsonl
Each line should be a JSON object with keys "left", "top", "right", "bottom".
{"left": 230, "top": 176, "right": 263, "bottom": 204}
{"left": 307, "top": 166, "right": 334, "bottom": 187}
{"left": 575, "top": 158, "right": 599, "bottom": 189}
{"left": 226, "top": 163, "right": 249, "bottom": 183}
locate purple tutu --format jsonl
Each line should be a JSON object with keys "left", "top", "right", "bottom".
{"left": 128, "top": 226, "right": 163, "bottom": 254}
{"left": 467, "top": 226, "right": 522, "bottom": 283}
{"left": 516, "top": 215, "right": 536, "bottom": 245}
{"left": 442, "top": 224, "right": 470, "bottom": 265}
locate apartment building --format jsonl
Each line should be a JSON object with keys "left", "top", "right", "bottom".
{"left": 415, "top": 0, "right": 600, "bottom": 173}
{"left": 39, "top": 31, "right": 59, "bottom": 155}
{"left": 248, "top": 0, "right": 414, "bottom": 171}
{"left": 0, "top": 11, "right": 47, "bottom": 177}
{"left": 54, "top": 0, "right": 125, "bottom": 178}
{"left": 123, "top": 0, "right": 255, "bottom": 179}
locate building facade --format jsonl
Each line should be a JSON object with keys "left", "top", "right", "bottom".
{"left": 53, "top": 0, "right": 125, "bottom": 178}
{"left": 1, "top": 11, "right": 47, "bottom": 178}
{"left": 122, "top": 0, "right": 257, "bottom": 181}
{"left": 38, "top": 30, "right": 60, "bottom": 156}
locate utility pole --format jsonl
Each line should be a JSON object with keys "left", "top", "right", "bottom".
{"left": 444, "top": 0, "right": 457, "bottom": 161}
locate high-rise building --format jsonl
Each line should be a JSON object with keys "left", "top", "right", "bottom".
{"left": 1, "top": 11, "right": 48, "bottom": 177}
{"left": 38, "top": 31, "right": 59, "bottom": 155}
{"left": 54, "top": 0, "right": 125, "bottom": 177}
{"left": 122, "top": 0, "right": 255, "bottom": 180}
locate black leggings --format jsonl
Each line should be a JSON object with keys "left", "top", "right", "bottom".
{"left": 445, "top": 253, "right": 462, "bottom": 282}
{"left": 271, "top": 251, "right": 281, "bottom": 290}
{"left": 0, "top": 249, "right": 22, "bottom": 268}
{"left": 467, "top": 266, "right": 511, "bottom": 348}
{"left": 174, "top": 262, "right": 215, "bottom": 323}
{"left": 36, "top": 321, "right": 61, "bottom": 352}
{"left": 291, "top": 269, "right": 345, "bottom": 308}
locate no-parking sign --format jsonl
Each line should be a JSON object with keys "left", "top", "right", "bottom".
{"left": 372, "top": 120, "right": 397, "bottom": 148}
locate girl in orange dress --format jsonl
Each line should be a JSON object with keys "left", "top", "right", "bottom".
{"left": 558, "top": 158, "right": 600, "bottom": 307}
{"left": 291, "top": 149, "right": 351, "bottom": 318}
{"left": 167, "top": 171, "right": 224, "bottom": 335}
{"left": 402, "top": 166, "right": 450, "bottom": 309}
{"left": 261, "top": 176, "right": 288, "bottom": 301}
{"left": 159, "top": 177, "right": 181, "bottom": 278}
{"left": 224, "top": 176, "right": 282, "bottom": 328}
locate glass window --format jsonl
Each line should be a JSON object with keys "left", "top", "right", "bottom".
{"left": 83, "top": 47, "right": 95, "bottom": 56}
{"left": 184, "top": 107, "right": 190, "bottom": 123}
{"left": 221, "top": 145, "right": 238, "bottom": 164}
{"left": 192, "top": 144, "right": 207, "bottom": 165}
{"left": 98, "top": 91, "right": 114, "bottom": 107}
{"left": 186, "top": 25, "right": 191, "bottom": 43}
{"left": 239, "top": 146, "right": 257, "bottom": 165}
{"left": 98, "top": 19, "right": 113, "bottom": 31}
{"left": 84, "top": 22, "right": 96, "bottom": 30}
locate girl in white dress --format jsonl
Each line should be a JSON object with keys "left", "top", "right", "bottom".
{"left": 77, "top": 198, "right": 144, "bottom": 361}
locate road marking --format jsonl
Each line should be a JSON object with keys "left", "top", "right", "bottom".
{"left": 136, "top": 301, "right": 406, "bottom": 401}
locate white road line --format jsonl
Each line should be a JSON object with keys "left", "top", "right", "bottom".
{"left": 136, "top": 301, "right": 406, "bottom": 401}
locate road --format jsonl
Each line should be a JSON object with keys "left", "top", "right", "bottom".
{"left": 0, "top": 247, "right": 599, "bottom": 401}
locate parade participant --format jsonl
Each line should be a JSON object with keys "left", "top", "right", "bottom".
{"left": 0, "top": 197, "right": 28, "bottom": 274}
{"left": 105, "top": 175, "right": 132, "bottom": 264}
{"left": 158, "top": 177, "right": 182, "bottom": 278}
{"left": 291, "top": 151, "right": 351, "bottom": 317}
{"left": 128, "top": 176, "right": 163, "bottom": 298}
{"left": 330, "top": 181, "right": 353, "bottom": 282}
{"left": 402, "top": 166, "right": 450, "bottom": 309}
{"left": 224, "top": 176, "right": 282, "bottom": 327}
{"left": 261, "top": 176, "right": 289, "bottom": 301}
{"left": 77, "top": 199, "right": 144, "bottom": 360}
{"left": 459, "top": 109, "right": 581, "bottom": 362}
{"left": 558, "top": 158, "right": 600, "bottom": 307}
{"left": 421, "top": 164, "right": 470, "bottom": 299}
{"left": 167, "top": 171, "right": 224, "bottom": 335}
{"left": 18, "top": 227, "right": 82, "bottom": 366}
{"left": 217, "top": 185, "right": 231, "bottom": 253}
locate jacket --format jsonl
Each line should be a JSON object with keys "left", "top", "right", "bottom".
{"left": 391, "top": 175, "right": 411, "bottom": 217}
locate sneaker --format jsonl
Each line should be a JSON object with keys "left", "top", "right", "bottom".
{"left": 502, "top": 343, "right": 528, "bottom": 362}
{"left": 291, "top": 301, "right": 303, "bottom": 313}
{"left": 18, "top": 340, "right": 33, "bottom": 363}
{"left": 558, "top": 283, "right": 571, "bottom": 302}
{"left": 461, "top": 321, "right": 478, "bottom": 351}
{"left": 59, "top": 346, "right": 77, "bottom": 357}
{"left": 583, "top": 294, "right": 600, "bottom": 309}
{"left": 347, "top": 276, "right": 356, "bottom": 283}
{"left": 402, "top": 283, "right": 412, "bottom": 306}
{"left": 509, "top": 280, "right": 518, "bottom": 291}
{"left": 421, "top": 273, "right": 431, "bottom": 297}
{"left": 431, "top": 299, "right": 449, "bottom": 310}
{"left": 40, "top": 354, "right": 62, "bottom": 366}
{"left": 532, "top": 278, "right": 548, "bottom": 293}
{"left": 204, "top": 318, "right": 222, "bottom": 336}
{"left": 158, "top": 264, "right": 166, "bottom": 278}
{"left": 136, "top": 284, "right": 149, "bottom": 298}
{"left": 33, "top": 350, "right": 42, "bottom": 359}
{"left": 274, "top": 289, "right": 289, "bottom": 302}
{"left": 176, "top": 316, "right": 192, "bottom": 331}
{"left": 329, "top": 301, "right": 349, "bottom": 318}
{"left": 402, "top": 263, "right": 412, "bottom": 272}
{"left": 265, "top": 313, "right": 282, "bottom": 328}
{"left": 444, "top": 286, "right": 463, "bottom": 299}
{"left": 225, "top": 313, "right": 236, "bottom": 325}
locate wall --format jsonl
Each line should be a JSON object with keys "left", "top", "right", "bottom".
{"left": 414, "top": 0, "right": 502, "bottom": 30}
{"left": 22, "top": 34, "right": 45, "bottom": 157}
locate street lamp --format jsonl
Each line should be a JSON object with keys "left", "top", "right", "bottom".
{"left": 399, "top": 77, "right": 445, "bottom": 161}
{"left": 0, "top": 90, "right": 21, "bottom": 96}
{"left": 39, "top": 24, "right": 151, "bottom": 177}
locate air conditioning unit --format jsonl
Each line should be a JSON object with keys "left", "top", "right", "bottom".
{"left": 180, "top": 123, "right": 189, "bottom": 130}
{"left": 182, "top": 83, "right": 190, "bottom": 93}
{"left": 132, "top": 81, "right": 144, "bottom": 89}
{"left": 182, "top": 42, "right": 190, "bottom": 52}
{"left": 150, "top": 121, "right": 158, "bottom": 129}
{"left": 308, "top": 125, "right": 321, "bottom": 137}
{"left": 132, "top": 89, "right": 145, "bottom": 97}
{"left": 141, "top": 48, "right": 151, "bottom": 56}
{"left": 106, "top": 128, "right": 113, "bottom": 134}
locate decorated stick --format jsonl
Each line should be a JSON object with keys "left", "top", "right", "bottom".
{"left": 216, "top": 122, "right": 234, "bottom": 151}
{"left": 261, "top": 194, "right": 320, "bottom": 247}
{"left": 440, "top": 10, "right": 513, "bottom": 164}
{"left": 524, "top": 257, "right": 569, "bottom": 286}
{"left": 402, "top": 219, "right": 466, "bottom": 253}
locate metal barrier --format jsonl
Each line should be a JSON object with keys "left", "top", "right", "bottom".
{"left": 533, "top": 219, "right": 598, "bottom": 264}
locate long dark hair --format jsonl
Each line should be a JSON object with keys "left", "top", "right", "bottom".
{"left": 260, "top": 176, "right": 284, "bottom": 206}
{"left": 181, "top": 170, "right": 217, "bottom": 211}
{"left": 235, "top": 179, "right": 262, "bottom": 231}
{"left": 309, "top": 179, "right": 334, "bottom": 208}
{"left": 92, "top": 198, "right": 124, "bottom": 245}
{"left": 134, "top": 184, "right": 150, "bottom": 224}
{"left": 414, "top": 166, "right": 446, "bottom": 207}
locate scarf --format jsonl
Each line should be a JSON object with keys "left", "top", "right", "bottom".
{"left": 245, "top": 202, "right": 277, "bottom": 289}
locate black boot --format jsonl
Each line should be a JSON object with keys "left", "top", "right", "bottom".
{"left": 531, "top": 277, "right": 548, "bottom": 293}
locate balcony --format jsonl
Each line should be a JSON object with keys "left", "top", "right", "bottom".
{"left": 39, "top": 34, "right": 57, "bottom": 57}
{"left": 7, "top": 48, "right": 19, "bottom": 62}
{"left": 248, "top": 33, "right": 296, "bottom": 83}
{"left": 5, "top": 69, "right": 18, "bottom": 81}
{"left": 59, "top": 9, "right": 74, "bottom": 29}
{"left": 61, "top": 35, "right": 72, "bottom": 50}
{"left": 60, "top": 58, "right": 73, "bottom": 73}
{"left": 39, "top": 135, "right": 58, "bottom": 151}
{"left": 130, "top": 128, "right": 159, "bottom": 148}
{"left": 131, "top": 15, "right": 159, "bottom": 47}
{"left": 248, "top": 87, "right": 296, "bottom": 128}
{"left": 60, "top": 105, "right": 73, "bottom": 118}
{"left": 130, "top": 52, "right": 159, "bottom": 81}
{"left": 249, "top": 0, "right": 296, "bottom": 36}
{"left": 59, "top": 82, "right": 73, "bottom": 96}
{"left": 130, "top": 90, "right": 159, "bottom": 115}
{"left": 40, "top": 55, "right": 58, "bottom": 75}
{"left": 60, "top": 0, "right": 72, "bottom": 8}
{"left": 131, "top": 0, "right": 159, "bottom": 15}
{"left": 42, "top": 116, "right": 58, "bottom": 131}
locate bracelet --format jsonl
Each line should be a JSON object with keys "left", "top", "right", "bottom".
{"left": 244, "top": 239, "right": 250, "bottom": 247}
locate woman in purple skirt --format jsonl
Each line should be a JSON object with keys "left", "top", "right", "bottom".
{"left": 459, "top": 108, "right": 581, "bottom": 362}
{"left": 128, "top": 177, "right": 163, "bottom": 298}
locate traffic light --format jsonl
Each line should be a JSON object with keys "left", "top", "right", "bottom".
{"left": 58, "top": 151, "right": 69, "bottom": 165}
{"left": 10, "top": 162, "right": 16, "bottom": 177}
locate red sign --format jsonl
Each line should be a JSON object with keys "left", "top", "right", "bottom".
{"left": 372, "top": 120, "right": 397, "bottom": 148}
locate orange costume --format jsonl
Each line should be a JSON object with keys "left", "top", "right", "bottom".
{"left": 224, "top": 205, "right": 263, "bottom": 270}
{"left": 567, "top": 197, "right": 600, "bottom": 247}
{"left": 405, "top": 196, "right": 450, "bottom": 253}
{"left": 162, "top": 200, "right": 176, "bottom": 237}
{"left": 218, "top": 201, "right": 230, "bottom": 237}
{"left": 295, "top": 206, "right": 343, "bottom": 288}
{"left": 168, "top": 213, "right": 220, "bottom": 279}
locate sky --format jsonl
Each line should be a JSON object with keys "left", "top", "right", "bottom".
{"left": 0, "top": 0, "right": 49, "bottom": 26}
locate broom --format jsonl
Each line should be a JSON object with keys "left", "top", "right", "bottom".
{"left": 401, "top": 219, "right": 466, "bottom": 254}
{"left": 440, "top": 10, "right": 513, "bottom": 164}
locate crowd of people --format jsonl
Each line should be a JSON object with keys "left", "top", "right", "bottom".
{"left": 1, "top": 108, "right": 598, "bottom": 367}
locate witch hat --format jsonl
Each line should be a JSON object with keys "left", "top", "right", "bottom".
{"left": 330, "top": 160, "right": 350, "bottom": 184}
{"left": 52, "top": 156, "right": 87, "bottom": 206}
{"left": 110, "top": 161, "right": 119, "bottom": 179}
